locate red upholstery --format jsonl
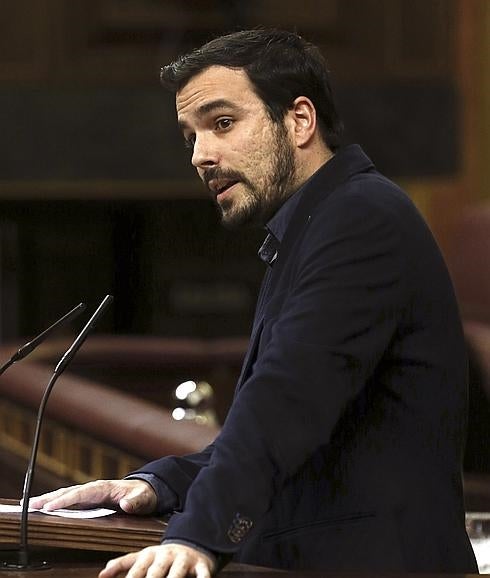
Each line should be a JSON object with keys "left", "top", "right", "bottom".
{"left": 445, "top": 203, "right": 490, "bottom": 474}
{"left": 446, "top": 203, "right": 490, "bottom": 324}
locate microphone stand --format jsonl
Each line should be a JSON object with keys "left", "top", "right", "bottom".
{"left": 1, "top": 295, "right": 113, "bottom": 570}
{"left": 0, "top": 303, "right": 86, "bottom": 376}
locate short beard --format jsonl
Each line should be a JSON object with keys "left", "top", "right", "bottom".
{"left": 218, "top": 122, "right": 296, "bottom": 230}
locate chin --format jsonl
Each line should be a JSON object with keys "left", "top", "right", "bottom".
{"left": 220, "top": 209, "right": 263, "bottom": 231}
{"left": 220, "top": 214, "right": 248, "bottom": 231}
{"left": 219, "top": 196, "right": 265, "bottom": 230}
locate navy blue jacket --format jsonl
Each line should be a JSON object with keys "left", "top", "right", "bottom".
{"left": 136, "top": 146, "right": 478, "bottom": 572}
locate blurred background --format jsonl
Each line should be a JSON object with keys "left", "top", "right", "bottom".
{"left": 0, "top": 0, "right": 489, "bottom": 508}
{"left": 0, "top": 0, "right": 488, "bottom": 337}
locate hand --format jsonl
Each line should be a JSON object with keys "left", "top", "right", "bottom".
{"left": 98, "top": 544, "right": 215, "bottom": 578}
{"left": 28, "top": 479, "right": 157, "bottom": 514}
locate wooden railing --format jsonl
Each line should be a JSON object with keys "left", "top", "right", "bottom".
{"left": 0, "top": 335, "right": 247, "bottom": 491}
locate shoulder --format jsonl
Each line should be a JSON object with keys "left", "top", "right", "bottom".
{"left": 308, "top": 170, "right": 427, "bottom": 239}
{"left": 326, "top": 170, "right": 412, "bottom": 213}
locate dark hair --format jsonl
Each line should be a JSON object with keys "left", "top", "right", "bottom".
{"left": 160, "top": 28, "right": 343, "bottom": 151}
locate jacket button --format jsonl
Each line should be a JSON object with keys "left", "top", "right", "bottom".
{"left": 227, "top": 513, "right": 253, "bottom": 543}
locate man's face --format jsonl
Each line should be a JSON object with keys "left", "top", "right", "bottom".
{"left": 176, "top": 66, "right": 297, "bottom": 229}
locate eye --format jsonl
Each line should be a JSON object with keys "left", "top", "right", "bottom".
{"left": 215, "top": 118, "right": 233, "bottom": 131}
{"left": 183, "top": 134, "right": 195, "bottom": 149}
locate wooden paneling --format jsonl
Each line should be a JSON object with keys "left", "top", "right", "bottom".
{"left": 0, "top": 0, "right": 461, "bottom": 191}
{"left": 0, "top": 0, "right": 486, "bottom": 338}
{"left": 425, "top": 0, "right": 488, "bottom": 251}
{"left": 0, "top": 0, "right": 457, "bottom": 86}
{"left": 384, "top": 0, "right": 453, "bottom": 78}
{"left": 0, "top": 0, "right": 54, "bottom": 84}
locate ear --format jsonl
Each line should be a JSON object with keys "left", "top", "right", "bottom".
{"left": 286, "top": 96, "right": 317, "bottom": 148}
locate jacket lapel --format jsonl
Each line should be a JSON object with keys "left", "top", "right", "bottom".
{"left": 235, "top": 270, "right": 270, "bottom": 390}
{"left": 268, "top": 145, "right": 374, "bottom": 296}
{"left": 235, "top": 145, "right": 374, "bottom": 391}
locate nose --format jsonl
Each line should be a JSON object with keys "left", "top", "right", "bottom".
{"left": 191, "top": 132, "right": 219, "bottom": 169}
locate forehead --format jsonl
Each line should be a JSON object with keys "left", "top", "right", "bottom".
{"left": 176, "top": 65, "right": 262, "bottom": 123}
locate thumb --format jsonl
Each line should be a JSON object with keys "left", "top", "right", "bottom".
{"left": 118, "top": 483, "right": 154, "bottom": 514}
{"left": 119, "top": 496, "right": 137, "bottom": 514}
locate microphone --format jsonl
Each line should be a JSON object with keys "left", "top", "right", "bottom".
{"left": 2, "top": 295, "right": 113, "bottom": 570}
{"left": 0, "top": 303, "right": 87, "bottom": 376}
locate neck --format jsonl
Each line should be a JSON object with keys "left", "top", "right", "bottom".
{"left": 295, "top": 143, "right": 334, "bottom": 191}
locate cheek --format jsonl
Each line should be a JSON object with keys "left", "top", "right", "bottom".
{"left": 228, "top": 122, "right": 277, "bottom": 179}
{"left": 240, "top": 153, "right": 271, "bottom": 185}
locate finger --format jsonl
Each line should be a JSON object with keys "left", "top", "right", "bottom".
{"left": 194, "top": 560, "right": 213, "bottom": 578}
{"left": 125, "top": 548, "right": 169, "bottom": 578}
{"left": 166, "top": 555, "right": 189, "bottom": 578}
{"left": 33, "top": 480, "right": 115, "bottom": 511}
{"left": 165, "top": 550, "right": 213, "bottom": 578}
{"left": 98, "top": 552, "right": 138, "bottom": 578}
{"left": 39, "top": 488, "right": 88, "bottom": 511}
{"left": 119, "top": 482, "right": 157, "bottom": 515}
{"left": 28, "top": 486, "right": 82, "bottom": 509}
{"left": 40, "top": 483, "right": 105, "bottom": 511}
{"left": 119, "top": 496, "right": 144, "bottom": 515}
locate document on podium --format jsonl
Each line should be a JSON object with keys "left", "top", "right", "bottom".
{"left": 0, "top": 503, "right": 116, "bottom": 518}
{"left": 0, "top": 499, "right": 167, "bottom": 553}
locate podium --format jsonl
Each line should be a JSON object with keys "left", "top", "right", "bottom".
{"left": 0, "top": 499, "right": 165, "bottom": 553}
{"left": 0, "top": 499, "right": 280, "bottom": 576}
{"left": 0, "top": 497, "right": 168, "bottom": 575}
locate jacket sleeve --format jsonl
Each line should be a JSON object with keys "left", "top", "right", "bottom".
{"left": 129, "top": 442, "right": 215, "bottom": 510}
{"left": 164, "top": 188, "right": 405, "bottom": 553}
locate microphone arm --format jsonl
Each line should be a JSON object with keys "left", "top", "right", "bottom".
{"left": 0, "top": 303, "right": 87, "bottom": 376}
{"left": 14, "top": 295, "right": 113, "bottom": 570}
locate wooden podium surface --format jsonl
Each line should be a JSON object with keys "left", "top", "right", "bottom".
{"left": 0, "top": 546, "right": 282, "bottom": 577}
{"left": 0, "top": 547, "right": 482, "bottom": 578}
{"left": 0, "top": 500, "right": 165, "bottom": 553}
{"left": 0, "top": 501, "right": 276, "bottom": 576}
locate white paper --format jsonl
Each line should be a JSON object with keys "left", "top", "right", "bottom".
{"left": 471, "top": 537, "right": 490, "bottom": 574}
{"left": 0, "top": 504, "right": 116, "bottom": 518}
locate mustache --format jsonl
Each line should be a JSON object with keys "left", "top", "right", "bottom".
{"left": 202, "top": 168, "right": 250, "bottom": 190}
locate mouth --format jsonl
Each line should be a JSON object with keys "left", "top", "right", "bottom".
{"left": 209, "top": 178, "right": 239, "bottom": 200}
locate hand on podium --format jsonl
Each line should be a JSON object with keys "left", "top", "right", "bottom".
{"left": 99, "top": 543, "right": 215, "bottom": 578}
{"left": 28, "top": 479, "right": 157, "bottom": 515}
{"left": 28, "top": 481, "right": 216, "bottom": 578}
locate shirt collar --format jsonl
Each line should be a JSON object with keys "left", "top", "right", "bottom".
{"left": 266, "top": 187, "right": 303, "bottom": 244}
{"left": 258, "top": 167, "right": 320, "bottom": 266}
{"left": 258, "top": 192, "right": 300, "bottom": 266}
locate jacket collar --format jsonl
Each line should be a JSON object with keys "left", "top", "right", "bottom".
{"left": 269, "top": 144, "right": 375, "bottom": 283}
{"left": 289, "top": 144, "right": 374, "bottom": 223}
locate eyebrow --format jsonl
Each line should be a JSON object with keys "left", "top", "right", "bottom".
{"left": 178, "top": 98, "right": 240, "bottom": 130}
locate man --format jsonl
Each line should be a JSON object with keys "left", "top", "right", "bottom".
{"left": 31, "top": 29, "right": 478, "bottom": 577}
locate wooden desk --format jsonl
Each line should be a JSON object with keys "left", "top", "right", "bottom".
{"left": 0, "top": 546, "right": 282, "bottom": 577}
{"left": 0, "top": 546, "right": 482, "bottom": 578}
{"left": 0, "top": 500, "right": 165, "bottom": 553}
{"left": 0, "top": 501, "right": 274, "bottom": 576}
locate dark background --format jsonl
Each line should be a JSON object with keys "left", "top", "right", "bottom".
{"left": 1, "top": 0, "right": 484, "bottom": 341}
